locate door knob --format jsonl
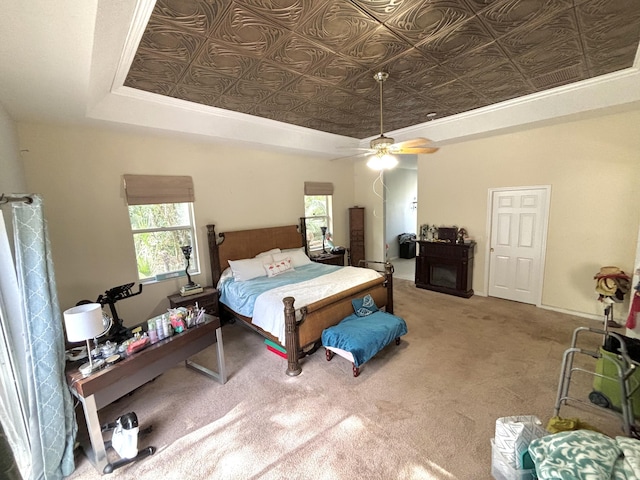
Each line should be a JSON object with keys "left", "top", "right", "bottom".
{"left": 490, "top": 247, "right": 494, "bottom": 252}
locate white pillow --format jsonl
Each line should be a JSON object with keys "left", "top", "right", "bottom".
{"left": 255, "top": 248, "right": 280, "bottom": 258}
{"left": 264, "top": 257, "right": 294, "bottom": 278}
{"left": 228, "top": 257, "right": 270, "bottom": 282}
{"left": 273, "top": 248, "right": 312, "bottom": 268}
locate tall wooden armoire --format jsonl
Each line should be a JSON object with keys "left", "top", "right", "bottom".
{"left": 348, "top": 207, "right": 365, "bottom": 266}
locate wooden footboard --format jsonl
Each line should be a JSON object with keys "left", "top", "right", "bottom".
{"left": 206, "top": 223, "right": 394, "bottom": 376}
{"left": 283, "top": 264, "right": 393, "bottom": 376}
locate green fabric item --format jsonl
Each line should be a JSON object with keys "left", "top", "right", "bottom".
{"left": 546, "top": 416, "right": 603, "bottom": 434}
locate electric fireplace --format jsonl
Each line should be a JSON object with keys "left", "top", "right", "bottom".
{"left": 415, "top": 241, "right": 475, "bottom": 298}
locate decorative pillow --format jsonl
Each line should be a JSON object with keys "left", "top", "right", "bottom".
{"left": 228, "top": 257, "right": 270, "bottom": 282}
{"left": 264, "top": 257, "right": 294, "bottom": 278}
{"left": 528, "top": 430, "right": 620, "bottom": 480}
{"left": 352, "top": 294, "right": 379, "bottom": 317}
{"left": 273, "top": 248, "right": 312, "bottom": 268}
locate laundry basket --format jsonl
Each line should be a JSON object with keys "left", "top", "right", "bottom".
{"left": 398, "top": 233, "right": 416, "bottom": 259}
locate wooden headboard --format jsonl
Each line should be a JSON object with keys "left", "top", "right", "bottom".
{"left": 207, "top": 224, "right": 304, "bottom": 287}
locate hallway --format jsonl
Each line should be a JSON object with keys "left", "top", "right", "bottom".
{"left": 391, "top": 257, "right": 415, "bottom": 282}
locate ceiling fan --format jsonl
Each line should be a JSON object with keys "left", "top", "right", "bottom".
{"left": 343, "top": 71, "right": 439, "bottom": 170}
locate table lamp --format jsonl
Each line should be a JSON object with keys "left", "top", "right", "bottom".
{"left": 321, "top": 226, "right": 328, "bottom": 253}
{"left": 64, "top": 303, "right": 106, "bottom": 376}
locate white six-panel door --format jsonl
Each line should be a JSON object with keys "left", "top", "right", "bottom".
{"left": 488, "top": 187, "right": 549, "bottom": 304}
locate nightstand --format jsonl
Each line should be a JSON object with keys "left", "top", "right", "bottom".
{"left": 168, "top": 286, "right": 219, "bottom": 317}
{"left": 310, "top": 252, "right": 345, "bottom": 266}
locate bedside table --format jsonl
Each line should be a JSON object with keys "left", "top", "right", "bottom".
{"left": 168, "top": 286, "right": 218, "bottom": 317}
{"left": 310, "top": 252, "right": 345, "bottom": 266}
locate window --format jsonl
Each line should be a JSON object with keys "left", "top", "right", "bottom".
{"left": 123, "top": 175, "right": 198, "bottom": 282}
{"left": 304, "top": 182, "right": 334, "bottom": 252}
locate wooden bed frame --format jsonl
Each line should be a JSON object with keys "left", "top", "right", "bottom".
{"left": 206, "top": 223, "right": 394, "bottom": 376}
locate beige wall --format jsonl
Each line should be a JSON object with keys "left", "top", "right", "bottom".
{"left": 14, "top": 108, "right": 640, "bottom": 326}
{"left": 418, "top": 109, "right": 640, "bottom": 319}
{"left": 17, "top": 123, "right": 355, "bottom": 325}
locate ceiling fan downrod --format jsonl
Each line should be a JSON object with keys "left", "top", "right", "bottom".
{"left": 371, "top": 71, "right": 393, "bottom": 150}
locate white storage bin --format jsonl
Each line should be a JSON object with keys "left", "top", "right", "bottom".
{"left": 491, "top": 439, "right": 537, "bottom": 480}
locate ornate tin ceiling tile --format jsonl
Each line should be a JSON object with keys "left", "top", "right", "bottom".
{"left": 511, "top": 38, "right": 583, "bottom": 77}
{"left": 241, "top": 61, "right": 299, "bottom": 90}
{"left": 234, "top": 0, "right": 319, "bottom": 29}
{"left": 296, "top": 1, "right": 380, "bottom": 51}
{"left": 172, "top": 84, "right": 221, "bottom": 107}
{"left": 123, "top": 0, "right": 640, "bottom": 139}
{"left": 416, "top": 16, "right": 495, "bottom": 64}
{"left": 403, "top": 65, "right": 458, "bottom": 91}
{"left": 442, "top": 41, "right": 508, "bottom": 76}
{"left": 149, "top": 0, "right": 231, "bottom": 36}
{"left": 265, "top": 33, "right": 334, "bottom": 75}
{"left": 190, "top": 40, "right": 260, "bottom": 77}
{"left": 498, "top": 9, "right": 579, "bottom": 58}
{"left": 308, "top": 56, "right": 370, "bottom": 87}
{"left": 127, "top": 49, "right": 188, "bottom": 84}
{"left": 181, "top": 64, "right": 238, "bottom": 92}
{"left": 123, "top": 75, "right": 175, "bottom": 96}
{"left": 478, "top": 0, "right": 573, "bottom": 37}
{"left": 351, "top": 0, "right": 408, "bottom": 21}
{"left": 210, "top": 3, "right": 289, "bottom": 57}
{"left": 258, "top": 91, "right": 306, "bottom": 110}
{"left": 384, "top": 1, "right": 474, "bottom": 45}
{"left": 380, "top": 48, "right": 438, "bottom": 79}
{"left": 281, "top": 75, "right": 331, "bottom": 98}
{"left": 342, "top": 26, "right": 411, "bottom": 68}
{"left": 137, "top": 23, "right": 207, "bottom": 64}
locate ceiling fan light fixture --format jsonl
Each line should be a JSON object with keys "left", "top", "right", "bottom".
{"left": 370, "top": 134, "right": 394, "bottom": 150}
{"left": 367, "top": 153, "right": 398, "bottom": 171}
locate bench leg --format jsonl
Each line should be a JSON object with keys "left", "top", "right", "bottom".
{"left": 326, "top": 349, "right": 334, "bottom": 361}
{"left": 352, "top": 364, "right": 360, "bottom": 377}
{"left": 395, "top": 337, "right": 400, "bottom": 345}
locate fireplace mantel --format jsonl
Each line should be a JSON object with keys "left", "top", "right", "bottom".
{"left": 415, "top": 241, "right": 475, "bottom": 298}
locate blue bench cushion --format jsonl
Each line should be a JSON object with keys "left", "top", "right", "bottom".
{"left": 321, "top": 311, "right": 408, "bottom": 367}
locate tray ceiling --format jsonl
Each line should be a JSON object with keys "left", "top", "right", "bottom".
{"left": 124, "top": 0, "right": 640, "bottom": 140}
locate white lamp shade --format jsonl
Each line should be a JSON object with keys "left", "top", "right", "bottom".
{"left": 63, "top": 303, "right": 105, "bottom": 342}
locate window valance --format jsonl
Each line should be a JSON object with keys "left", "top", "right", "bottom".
{"left": 123, "top": 174, "right": 195, "bottom": 205}
{"left": 304, "top": 182, "right": 334, "bottom": 196}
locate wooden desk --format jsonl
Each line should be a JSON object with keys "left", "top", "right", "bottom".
{"left": 66, "top": 315, "right": 226, "bottom": 474}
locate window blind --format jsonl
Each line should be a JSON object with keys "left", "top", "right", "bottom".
{"left": 304, "top": 182, "right": 334, "bottom": 196}
{"left": 123, "top": 175, "right": 195, "bottom": 205}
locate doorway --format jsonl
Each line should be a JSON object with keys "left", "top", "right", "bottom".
{"left": 486, "top": 186, "right": 550, "bottom": 305}
{"left": 383, "top": 157, "right": 418, "bottom": 281}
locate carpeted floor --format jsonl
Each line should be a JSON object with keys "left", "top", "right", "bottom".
{"left": 66, "top": 279, "right": 620, "bottom": 479}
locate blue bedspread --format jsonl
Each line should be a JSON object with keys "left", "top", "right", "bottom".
{"left": 219, "top": 263, "right": 340, "bottom": 317}
{"left": 321, "top": 311, "right": 408, "bottom": 367}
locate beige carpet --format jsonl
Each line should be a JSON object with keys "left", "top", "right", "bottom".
{"left": 66, "top": 279, "right": 621, "bottom": 479}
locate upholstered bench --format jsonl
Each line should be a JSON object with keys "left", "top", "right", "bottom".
{"left": 321, "top": 309, "right": 408, "bottom": 377}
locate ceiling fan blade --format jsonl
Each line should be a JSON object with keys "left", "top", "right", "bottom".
{"left": 393, "top": 137, "right": 437, "bottom": 149}
{"left": 330, "top": 151, "right": 371, "bottom": 161}
{"left": 394, "top": 146, "right": 440, "bottom": 154}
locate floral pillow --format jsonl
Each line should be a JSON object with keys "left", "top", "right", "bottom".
{"left": 352, "top": 294, "right": 379, "bottom": 317}
{"left": 264, "top": 257, "right": 294, "bottom": 278}
{"left": 528, "top": 430, "right": 620, "bottom": 480}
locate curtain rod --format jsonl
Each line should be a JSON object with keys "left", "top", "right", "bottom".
{"left": 0, "top": 194, "right": 33, "bottom": 205}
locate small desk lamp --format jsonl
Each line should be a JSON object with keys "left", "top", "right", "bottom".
{"left": 63, "top": 303, "right": 106, "bottom": 376}
{"left": 180, "top": 245, "right": 201, "bottom": 296}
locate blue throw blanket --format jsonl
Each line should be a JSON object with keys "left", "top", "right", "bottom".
{"left": 321, "top": 311, "right": 408, "bottom": 367}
